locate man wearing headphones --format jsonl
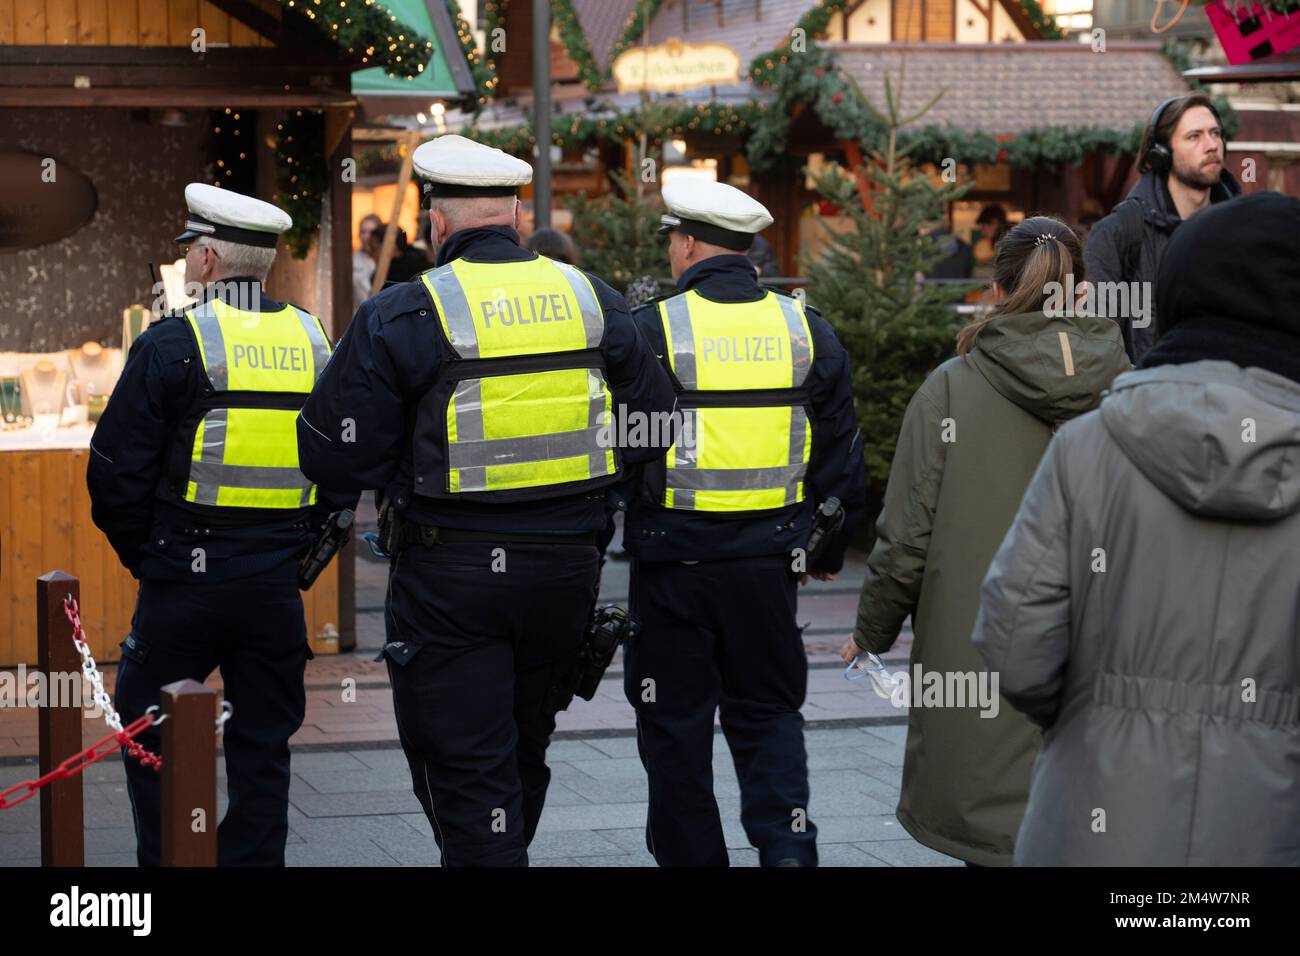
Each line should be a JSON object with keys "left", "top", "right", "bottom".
{"left": 1084, "top": 93, "right": 1240, "bottom": 363}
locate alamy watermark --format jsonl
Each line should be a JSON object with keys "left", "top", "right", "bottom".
{"left": 888, "top": 664, "right": 1001, "bottom": 719}
{"left": 1043, "top": 274, "right": 1151, "bottom": 329}
{"left": 597, "top": 406, "right": 693, "bottom": 450}
{"left": 0, "top": 666, "right": 103, "bottom": 718}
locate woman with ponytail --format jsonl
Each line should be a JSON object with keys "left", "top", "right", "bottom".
{"left": 842, "top": 216, "right": 1130, "bottom": 866}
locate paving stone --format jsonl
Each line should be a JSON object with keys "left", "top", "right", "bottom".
{"left": 545, "top": 739, "right": 612, "bottom": 762}
{"left": 861, "top": 724, "right": 909, "bottom": 745}
{"left": 296, "top": 768, "right": 414, "bottom": 794}
{"left": 818, "top": 842, "right": 889, "bottom": 867}
{"left": 579, "top": 736, "right": 642, "bottom": 759}
{"left": 550, "top": 774, "right": 646, "bottom": 806}
{"left": 561, "top": 757, "right": 650, "bottom": 783}
{"left": 83, "top": 827, "right": 138, "bottom": 855}
{"left": 348, "top": 749, "right": 412, "bottom": 772}
{"left": 286, "top": 839, "right": 401, "bottom": 867}
{"left": 856, "top": 839, "right": 965, "bottom": 867}
{"left": 573, "top": 852, "right": 654, "bottom": 867}
{"left": 535, "top": 802, "right": 647, "bottom": 832}
{"left": 528, "top": 829, "right": 626, "bottom": 859}
{"left": 591, "top": 827, "right": 649, "bottom": 855}
{"left": 85, "top": 852, "right": 140, "bottom": 867}
{"left": 539, "top": 782, "right": 593, "bottom": 807}
{"left": 289, "top": 789, "right": 423, "bottom": 818}
{"left": 289, "top": 751, "right": 372, "bottom": 773}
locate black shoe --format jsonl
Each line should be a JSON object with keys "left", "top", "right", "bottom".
{"left": 773, "top": 858, "right": 803, "bottom": 867}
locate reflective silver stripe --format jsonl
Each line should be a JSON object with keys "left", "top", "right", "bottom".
{"left": 786, "top": 406, "right": 809, "bottom": 505}
{"left": 775, "top": 294, "right": 814, "bottom": 387}
{"left": 663, "top": 294, "right": 696, "bottom": 389}
{"left": 425, "top": 264, "right": 479, "bottom": 359}
{"left": 292, "top": 307, "right": 332, "bottom": 382}
{"left": 553, "top": 261, "right": 604, "bottom": 349}
{"left": 450, "top": 379, "right": 487, "bottom": 492}
{"left": 668, "top": 461, "right": 807, "bottom": 493}
{"left": 188, "top": 300, "right": 227, "bottom": 390}
{"left": 587, "top": 370, "right": 612, "bottom": 478}
{"left": 188, "top": 460, "right": 313, "bottom": 491}
{"left": 674, "top": 407, "right": 698, "bottom": 469}
{"left": 448, "top": 426, "right": 608, "bottom": 471}
{"left": 191, "top": 408, "right": 228, "bottom": 506}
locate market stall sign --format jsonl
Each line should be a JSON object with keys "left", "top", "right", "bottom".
{"left": 612, "top": 39, "right": 741, "bottom": 93}
{"left": 0, "top": 150, "right": 98, "bottom": 251}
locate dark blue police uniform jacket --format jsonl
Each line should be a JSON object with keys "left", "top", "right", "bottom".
{"left": 295, "top": 226, "right": 676, "bottom": 533}
{"left": 87, "top": 279, "right": 358, "bottom": 582}
{"left": 623, "top": 255, "right": 867, "bottom": 571}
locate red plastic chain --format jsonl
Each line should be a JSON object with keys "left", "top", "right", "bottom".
{"left": 0, "top": 599, "right": 166, "bottom": 811}
{"left": 0, "top": 714, "right": 157, "bottom": 810}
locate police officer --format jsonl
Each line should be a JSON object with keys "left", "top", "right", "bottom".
{"left": 89, "top": 183, "right": 355, "bottom": 866}
{"left": 296, "top": 135, "right": 675, "bottom": 867}
{"left": 622, "top": 178, "right": 867, "bottom": 867}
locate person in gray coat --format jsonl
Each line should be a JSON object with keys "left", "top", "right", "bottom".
{"left": 973, "top": 191, "right": 1300, "bottom": 867}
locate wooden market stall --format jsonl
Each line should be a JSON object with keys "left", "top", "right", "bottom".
{"left": 0, "top": 0, "right": 445, "bottom": 665}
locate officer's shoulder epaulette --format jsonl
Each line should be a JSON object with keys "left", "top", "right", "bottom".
{"left": 367, "top": 278, "right": 430, "bottom": 325}
{"left": 631, "top": 290, "right": 677, "bottom": 311}
{"left": 766, "top": 285, "right": 804, "bottom": 300}
{"left": 153, "top": 307, "right": 189, "bottom": 324}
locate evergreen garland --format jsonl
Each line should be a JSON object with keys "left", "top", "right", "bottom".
{"left": 273, "top": 110, "right": 328, "bottom": 259}
{"left": 447, "top": 0, "right": 496, "bottom": 105}
{"left": 281, "top": 0, "right": 433, "bottom": 78}
{"left": 601, "top": 0, "right": 665, "bottom": 86}
{"left": 551, "top": 0, "right": 604, "bottom": 90}
{"left": 465, "top": 100, "right": 764, "bottom": 154}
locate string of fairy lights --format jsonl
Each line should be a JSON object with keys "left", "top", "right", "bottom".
{"left": 283, "top": 0, "right": 434, "bottom": 77}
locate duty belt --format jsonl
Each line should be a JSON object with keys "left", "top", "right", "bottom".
{"left": 398, "top": 522, "right": 598, "bottom": 549}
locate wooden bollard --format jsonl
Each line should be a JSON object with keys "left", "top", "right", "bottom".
{"left": 159, "top": 679, "right": 218, "bottom": 867}
{"left": 37, "top": 571, "right": 85, "bottom": 867}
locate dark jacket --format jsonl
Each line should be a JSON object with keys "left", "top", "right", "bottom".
{"left": 1083, "top": 167, "right": 1240, "bottom": 363}
{"left": 296, "top": 226, "right": 676, "bottom": 536}
{"left": 87, "top": 280, "right": 357, "bottom": 582}
{"left": 973, "top": 361, "right": 1300, "bottom": 865}
{"left": 623, "top": 254, "right": 867, "bottom": 570}
{"left": 853, "top": 311, "right": 1130, "bottom": 865}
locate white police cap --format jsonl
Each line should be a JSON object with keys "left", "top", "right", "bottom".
{"left": 175, "top": 182, "right": 292, "bottom": 249}
{"left": 413, "top": 134, "right": 533, "bottom": 205}
{"left": 657, "top": 178, "right": 774, "bottom": 251}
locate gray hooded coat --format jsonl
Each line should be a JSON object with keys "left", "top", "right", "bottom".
{"left": 973, "top": 360, "right": 1300, "bottom": 866}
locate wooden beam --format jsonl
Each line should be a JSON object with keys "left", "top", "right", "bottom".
{"left": 0, "top": 86, "right": 356, "bottom": 107}
{"left": 371, "top": 130, "right": 419, "bottom": 295}
{"left": 37, "top": 572, "right": 85, "bottom": 868}
{"left": 0, "top": 42, "right": 342, "bottom": 66}
{"left": 204, "top": 0, "right": 280, "bottom": 42}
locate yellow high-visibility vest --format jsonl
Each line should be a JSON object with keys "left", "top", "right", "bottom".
{"left": 417, "top": 255, "right": 619, "bottom": 499}
{"left": 657, "top": 288, "right": 814, "bottom": 513}
{"left": 181, "top": 297, "right": 331, "bottom": 509}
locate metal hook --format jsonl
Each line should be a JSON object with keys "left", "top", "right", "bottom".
{"left": 144, "top": 704, "right": 169, "bottom": 726}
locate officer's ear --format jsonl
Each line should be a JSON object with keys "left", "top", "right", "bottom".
{"left": 512, "top": 198, "right": 521, "bottom": 230}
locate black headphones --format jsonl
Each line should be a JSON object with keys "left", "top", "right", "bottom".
{"left": 1146, "top": 95, "right": 1223, "bottom": 174}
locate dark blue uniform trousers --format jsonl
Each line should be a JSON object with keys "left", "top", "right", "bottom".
{"left": 383, "top": 541, "right": 600, "bottom": 867}
{"left": 625, "top": 555, "right": 817, "bottom": 866}
{"left": 114, "top": 576, "right": 310, "bottom": 866}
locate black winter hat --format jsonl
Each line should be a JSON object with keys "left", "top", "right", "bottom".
{"left": 1156, "top": 191, "right": 1300, "bottom": 339}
